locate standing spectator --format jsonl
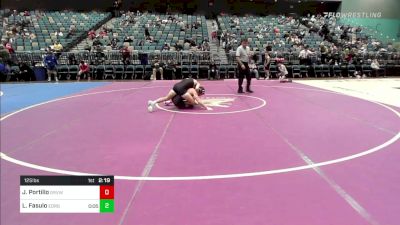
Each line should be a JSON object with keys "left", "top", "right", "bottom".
{"left": 211, "top": 22, "right": 218, "bottom": 40}
{"left": 216, "top": 29, "right": 222, "bottom": 49}
{"left": 236, "top": 38, "right": 253, "bottom": 93}
{"left": 77, "top": 61, "right": 90, "bottom": 81}
{"left": 264, "top": 46, "right": 272, "bottom": 79}
{"left": 144, "top": 26, "right": 151, "bottom": 38}
{"left": 43, "top": 50, "right": 58, "bottom": 82}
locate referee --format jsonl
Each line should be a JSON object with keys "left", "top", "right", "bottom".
{"left": 236, "top": 38, "right": 253, "bottom": 93}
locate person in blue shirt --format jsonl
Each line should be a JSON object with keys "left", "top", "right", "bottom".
{"left": 43, "top": 50, "right": 58, "bottom": 82}
{"left": 0, "top": 62, "right": 10, "bottom": 82}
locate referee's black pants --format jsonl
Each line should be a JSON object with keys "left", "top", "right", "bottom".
{"left": 238, "top": 62, "right": 251, "bottom": 91}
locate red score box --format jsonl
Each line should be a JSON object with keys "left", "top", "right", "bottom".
{"left": 100, "top": 185, "right": 114, "bottom": 199}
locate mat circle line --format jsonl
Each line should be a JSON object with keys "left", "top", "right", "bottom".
{"left": 1, "top": 84, "right": 399, "bottom": 181}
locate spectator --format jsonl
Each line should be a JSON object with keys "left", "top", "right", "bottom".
{"left": 68, "top": 54, "right": 78, "bottom": 65}
{"left": 93, "top": 37, "right": 103, "bottom": 47}
{"left": 276, "top": 58, "right": 292, "bottom": 83}
{"left": 77, "top": 61, "right": 90, "bottom": 81}
{"left": 151, "top": 57, "right": 163, "bottom": 80}
{"left": 299, "top": 45, "right": 312, "bottom": 65}
{"left": 5, "top": 42, "right": 15, "bottom": 54}
{"left": 320, "top": 42, "right": 328, "bottom": 64}
{"left": 208, "top": 60, "right": 218, "bottom": 79}
{"left": 264, "top": 46, "right": 272, "bottom": 79}
{"left": 54, "top": 29, "right": 63, "bottom": 39}
{"left": 123, "top": 36, "right": 133, "bottom": 43}
{"left": 211, "top": 22, "right": 218, "bottom": 40}
{"left": 43, "top": 50, "right": 58, "bottom": 82}
{"left": 99, "top": 29, "right": 107, "bottom": 38}
{"left": 161, "top": 42, "right": 170, "bottom": 51}
{"left": 66, "top": 24, "right": 76, "bottom": 38}
{"left": 120, "top": 46, "right": 131, "bottom": 65}
{"left": 0, "top": 61, "right": 10, "bottom": 82}
{"left": 165, "top": 60, "right": 177, "bottom": 80}
{"left": 249, "top": 59, "right": 259, "bottom": 80}
{"left": 18, "top": 62, "right": 36, "bottom": 81}
{"left": 0, "top": 45, "right": 11, "bottom": 62}
{"left": 183, "top": 41, "right": 191, "bottom": 51}
{"left": 371, "top": 59, "right": 381, "bottom": 77}
{"left": 88, "top": 30, "right": 96, "bottom": 40}
{"left": 110, "top": 36, "right": 120, "bottom": 49}
{"left": 53, "top": 41, "right": 63, "bottom": 56}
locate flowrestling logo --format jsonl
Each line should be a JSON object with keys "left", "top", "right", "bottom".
{"left": 323, "top": 12, "right": 382, "bottom": 18}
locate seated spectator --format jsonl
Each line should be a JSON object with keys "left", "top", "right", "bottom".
{"left": 77, "top": 61, "right": 90, "bottom": 81}
{"left": 151, "top": 57, "right": 163, "bottom": 80}
{"left": 93, "top": 38, "right": 103, "bottom": 47}
{"left": 18, "top": 62, "right": 36, "bottom": 81}
{"left": 54, "top": 29, "right": 63, "bottom": 38}
{"left": 183, "top": 41, "right": 191, "bottom": 51}
{"left": 84, "top": 43, "right": 91, "bottom": 51}
{"left": 249, "top": 60, "right": 259, "bottom": 80}
{"left": 299, "top": 45, "right": 312, "bottom": 65}
{"left": 161, "top": 42, "right": 170, "bottom": 51}
{"left": 53, "top": 42, "right": 63, "bottom": 58}
{"left": 99, "top": 30, "right": 107, "bottom": 38}
{"left": 123, "top": 36, "right": 133, "bottom": 43}
{"left": 371, "top": 59, "right": 382, "bottom": 77}
{"left": 0, "top": 45, "right": 11, "bottom": 62}
{"left": 88, "top": 30, "right": 96, "bottom": 40}
{"left": 165, "top": 60, "right": 177, "bottom": 80}
{"left": 66, "top": 24, "right": 76, "bottom": 38}
{"left": 208, "top": 60, "right": 218, "bottom": 79}
{"left": 0, "top": 61, "right": 10, "bottom": 82}
{"left": 111, "top": 36, "right": 120, "bottom": 49}
{"left": 43, "top": 50, "right": 58, "bottom": 82}
{"left": 68, "top": 54, "right": 78, "bottom": 65}
{"left": 120, "top": 46, "right": 131, "bottom": 65}
{"left": 5, "top": 42, "right": 15, "bottom": 54}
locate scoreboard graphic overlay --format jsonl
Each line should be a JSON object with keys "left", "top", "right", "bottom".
{"left": 20, "top": 176, "right": 114, "bottom": 213}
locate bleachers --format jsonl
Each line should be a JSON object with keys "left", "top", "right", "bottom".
{"left": 77, "top": 13, "right": 209, "bottom": 51}
{"left": 2, "top": 11, "right": 110, "bottom": 51}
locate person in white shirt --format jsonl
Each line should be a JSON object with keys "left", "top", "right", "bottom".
{"left": 299, "top": 45, "right": 312, "bottom": 65}
{"left": 236, "top": 38, "right": 253, "bottom": 93}
{"left": 276, "top": 58, "right": 292, "bottom": 83}
{"left": 249, "top": 59, "right": 259, "bottom": 80}
{"left": 371, "top": 59, "right": 381, "bottom": 77}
